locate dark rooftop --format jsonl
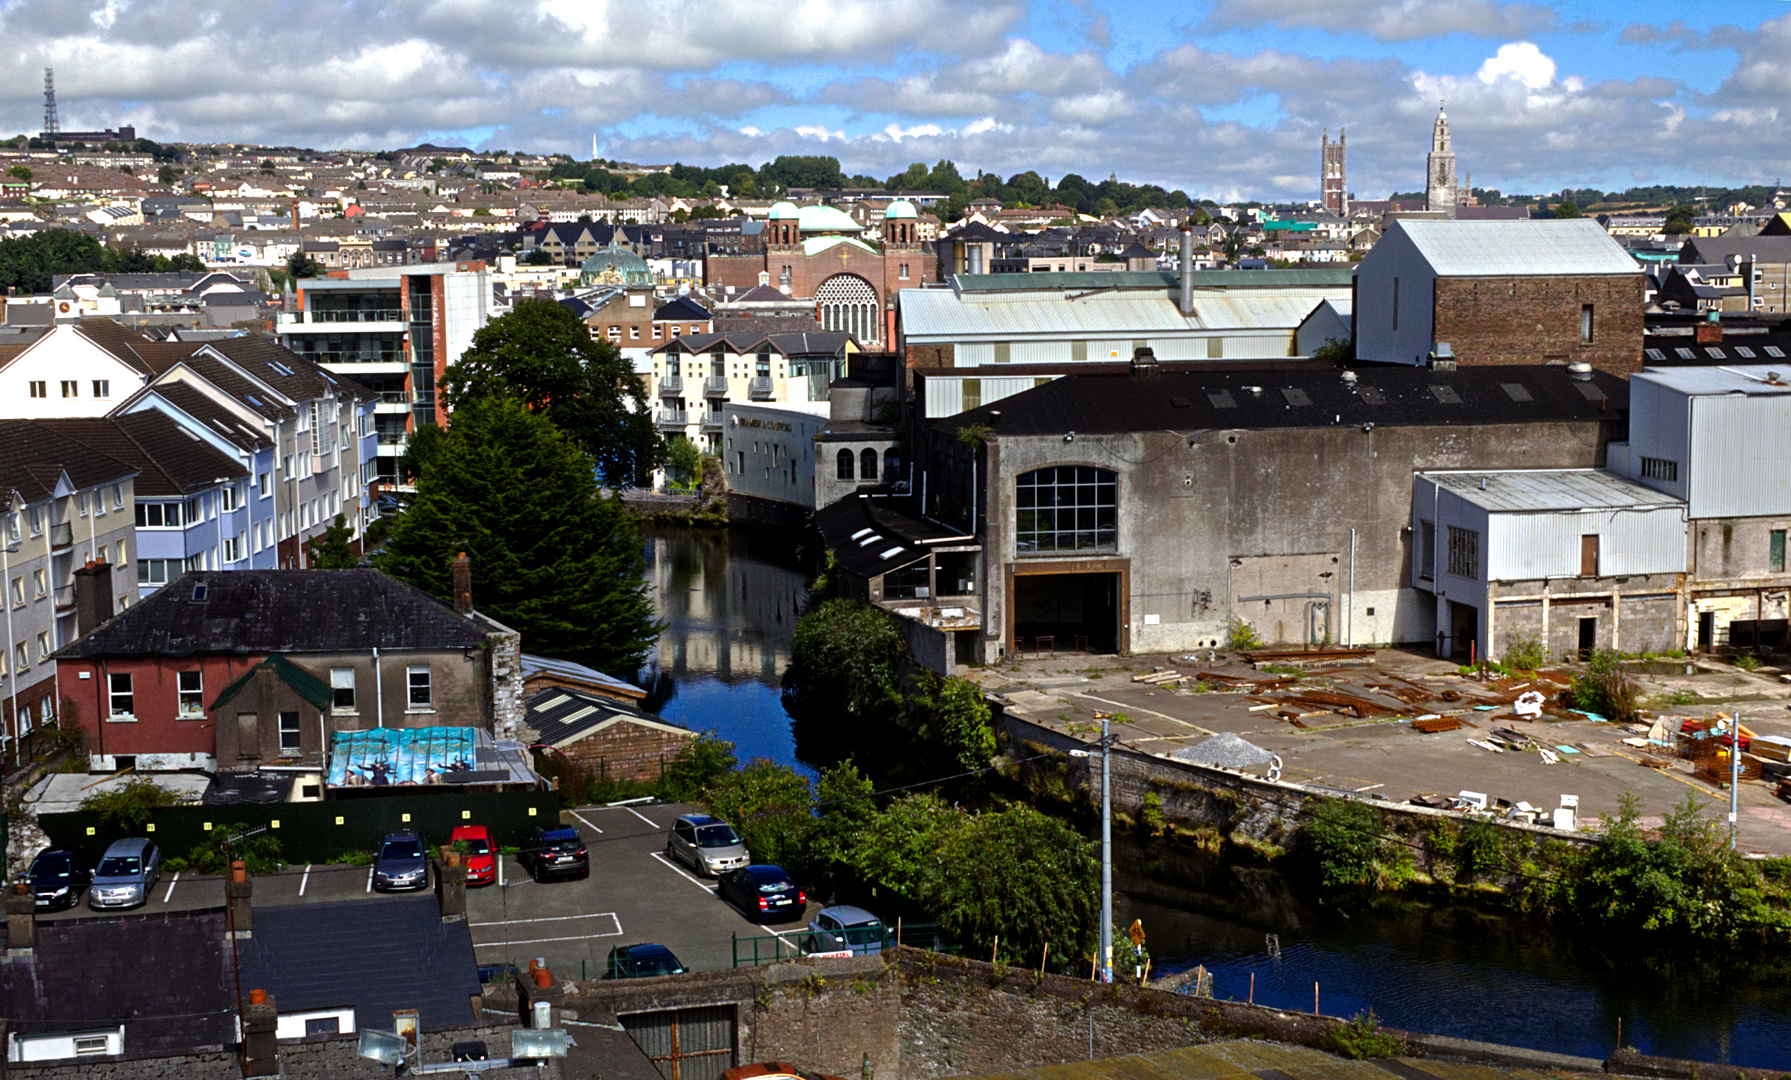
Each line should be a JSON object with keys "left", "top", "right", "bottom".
{"left": 528, "top": 686, "right": 689, "bottom": 748}
{"left": 239, "top": 896, "right": 480, "bottom": 1032}
{"left": 60, "top": 570, "right": 491, "bottom": 659}
{"left": 34, "top": 412, "right": 248, "bottom": 498}
{"left": 934, "top": 364, "right": 1630, "bottom": 439}
{"left": 815, "top": 492, "right": 973, "bottom": 578}
{"left": 0, "top": 420, "right": 139, "bottom": 504}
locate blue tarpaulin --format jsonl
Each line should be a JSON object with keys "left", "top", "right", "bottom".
{"left": 328, "top": 727, "right": 477, "bottom": 787}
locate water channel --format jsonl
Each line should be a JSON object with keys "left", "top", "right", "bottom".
{"left": 636, "top": 524, "right": 1791, "bottom": 1069}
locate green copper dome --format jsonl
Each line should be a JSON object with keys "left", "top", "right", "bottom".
{"left": 579, "top": 240, "right": 653, "bottom": 287}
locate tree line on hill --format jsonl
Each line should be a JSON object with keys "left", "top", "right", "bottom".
{"left": 0, "top": 230, "right": 206, "bottom": 294}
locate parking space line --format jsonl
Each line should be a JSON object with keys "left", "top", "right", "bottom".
{"left": 473, "top": 912, "right": 623, "bottom": 948}
{"left": 366, "top": 867, "right": 374, "bottom": 893}
{"left": 298, "top": 865, "right": 311, "bottom": 897}
{"left": 497, "top": 857, "right": 504, "bottom": 888}
{"left": 472, "top": 912, "right": 619, "bottom": 927}
{"left": 650, "top": 851, "right": 715, "bottom": 893}
{"left": 162, "top": 872, "right": 179, "bottom": 904}
{"left": 569, "top": 810, "right": 604, "bottom": 834}
{"left": 619, "top": 805, "right": 659, "bottom": 828}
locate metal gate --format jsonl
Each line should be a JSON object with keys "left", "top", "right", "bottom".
{"left": 620, "top": 1005, "right": 736, "bottom": 1080}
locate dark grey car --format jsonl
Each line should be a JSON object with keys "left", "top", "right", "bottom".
{"left": 373, "top": 830, "right": 429, "bottom": 891}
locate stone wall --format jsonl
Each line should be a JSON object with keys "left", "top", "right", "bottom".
{"left": 559, "top": 719, "right": 693, "bottom": 783}
{"left": 1433, "top": 274, "right": 1644, "bottom": 374}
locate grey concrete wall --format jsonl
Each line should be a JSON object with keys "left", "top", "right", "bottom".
{"left": 965, "top": 417, "right": 1612, "bottom": 659}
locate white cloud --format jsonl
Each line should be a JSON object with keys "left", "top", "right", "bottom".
{"left": 1475, "top": 41, "right": 1554, "bottom": 89}
{"left": 1201, "top": 0, "right": 1560, "bottom": 43}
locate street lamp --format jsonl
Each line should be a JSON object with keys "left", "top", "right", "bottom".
{"left": 1070, "top": 711, "right": 1115, "bottom": 983}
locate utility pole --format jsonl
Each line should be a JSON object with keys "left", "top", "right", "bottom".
{"left": 1731, "top": 712, "right": 1742, "bottom": 850}
{"left": 1074, "top": 713, "right": 1115, "bottom": 983}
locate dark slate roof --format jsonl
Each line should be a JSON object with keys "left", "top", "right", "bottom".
{"left": 208, "top": 334, "right": 373, "bottom": 403}
{"left": 933, "top": 365, "right": 1630, "bottom": 439}
{"left": 0, "top": 908, "right": 235, "bottom": 1057}
{"left": 75, "top": 317, "right": 157, "bottom": 373}
{"left": 136, "top": 385, "right": 273, "bottom": 451}
{"left": 815, "top": 492, "right": 969, "bottom": 578}
{"left": 33, "top": 412, "right": 247, "bottom": 498}
{"left": 527, "top": 686, "right": 688, "bottom": 748}
{"left": 653, "top": 296, "right": 712, "bottom": 321}
{"left": 238, "top": 896, "right": 479, "bottom": 1032}
{"left": 764, "top": 330, "right": 853, "bottom": 357}
{"left": 0, "top": 420, "right": 139, "bottom": 504}
{"left": 1681, "top": 235, "right": 1791, "bottom": 265}
{"left": 59, "top": 570, "right": 491, "bottom": 659}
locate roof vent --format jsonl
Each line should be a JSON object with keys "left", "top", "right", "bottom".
{"left": 1130, "top": 346, "right": 1159, "bottom": 380}
{"left": 1340, "top": 370, "right": 1357, "bottom": 386}
{"left": 1768, "top": 371, "right": 1784, "bottom": 386}
{"left": 1567, "top": 361, "right": 1594, "bottom": 381}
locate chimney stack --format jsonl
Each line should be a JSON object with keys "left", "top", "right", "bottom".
{"left": 7, "top": 880, "right": 35, "bottom": 954}
{"left": 241, "top": 991, "right": 279, "bottom": 1077}
{"left": 1178, "top": 227, "right": 1194, "bottom": 315}
{"left": 227, "top": 859, "right": 253, "bottom": 937}
{"left": 1130, "top": 346, "right": 1160, "bottom": 380}
{"left": 1695, "top": 309, "right": 1723, "bottom": 344}
{"left": 452, "top": 552, "right": 473, "bottom": 615}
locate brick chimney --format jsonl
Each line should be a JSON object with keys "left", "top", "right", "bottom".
{"left": 227, "top": 859, "right": 253, "bottom": 938}
{"left": 1695, "top": 311, "right": 1723, "bottom": 343}
{"left": 452, "top": 552, "right": 473, "bottom": 615}
{"left": 6, "top": 880, "right": 35, "bottom": 954}
{"left": 241, "top": 990, "right": 279, "bottom": 1077}
{"left": 434, "top": 847, "right": 467, "bottom": 922}
{"left": 74, "top": 559, "right": 114, "bottom": 636}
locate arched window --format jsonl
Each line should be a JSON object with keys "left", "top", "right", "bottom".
{"left": 1015, "top": 466, "right": 1118, "bottom": 555}
{"left": 836, "top": 449, "right": 855, "bottom": 481}
{"left": 860, "top": 449, "right": 878, "bottom": 481}
{"left": 815, "top": 275, "right": 879, "bottom": 344}
{"left": 883, "top": 448, "right": 901, "bottom": 480}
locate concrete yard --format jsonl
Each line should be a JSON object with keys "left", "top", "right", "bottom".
{"left": 37, "top": 801, "right": 818, "bottom": 979}
{"left": 969, "top": 647, "right": 1791, "bottom": 855}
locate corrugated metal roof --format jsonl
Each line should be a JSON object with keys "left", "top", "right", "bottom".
{"left": 952, "top": 268, "right": 1353, "bottom": 292}
{"left": 1423, "top": 469, "right": 1682, "bottom": 512}
{"left": 1635, "top": 364, "right": 1791, "bottom": 397}
{"left": 899, "top": 290, "right": 1330, "bottom": 341}
{"left": 1397, "top": 218, "right": 1641, "bottom": 277}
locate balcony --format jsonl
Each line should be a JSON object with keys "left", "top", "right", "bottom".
{"left": 377, "top": 391, "right": 411, "bottom": 405}
{"left": 307, "top": 308, "right": 404, "bottom": 323}
{"left": 375, "top": 431, "right": 407, "bottom": 446}
{"left": 748, "top": 376, "right": 773, "bottom": 401}
{"left": 659, "top": 375, "right": 683, "bottom": 396}
{"left": 48, "top": 521, "right": 72, "bottom": 550}
{"left": 657, "top": 412, "right": 690, "bottom": 431}
{"left": 704, "top": 376, "right": 729, "bottom": 399}
{"left": 53, "top": 584, "right": 74, "bottom": 611}
{"left": 700, "top": 413, "right": 724, "bottom": 434}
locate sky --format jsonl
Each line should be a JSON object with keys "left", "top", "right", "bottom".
{"left": 5, "top": 0, "right": 1791, "bottom": 202}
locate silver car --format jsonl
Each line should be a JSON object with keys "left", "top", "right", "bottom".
{"left": 666, "top": 814, "right": 749, "bottom": 877}
{"left": 88, "top": 838, "right": 161, "bottom": 910}
{"left": 805, "top": 905, "right": 886, "bottom": 956}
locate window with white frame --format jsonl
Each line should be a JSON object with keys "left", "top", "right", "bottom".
{"left": 8, "top": 576, "right": 20, "bottom": 606}
{"left": 331, "top": 667, "right": 356, "bottom": 711}
{"left": 35, "top": 631, "right": 49, "bottom": 661}
{"left": 92, "top": 380, "right": 110, "bottom": 399}
{"left": 407, "top": 665, "right": 432, "bottom": 709}
{"left": 113, "top": 540, "right": 125, "bottom": 565}
{"left": 223, "top": 536, "right": 242, "bottom": 563}
{"left": 32, "top": 569, "right": 46, "bottom": 598}
{"left": 28, "top": 507, "right": 41, "bottom": 535}
{"left": 108, "top": 673, "right": 134, "bottom": 717}
{"left": 135, "top": 503, "right": 182, "bottom": 528}
{"left": 221, "top": 485, "right": 238, "bottom": 512}
{"left": 258, "top": 471, "right": 271, "bottom": 496}
{"left": 278, "top": 711, "right": 302, "bottom": 752}
{"left": 12, "top": 642, "right": 25, "bottom": 671}
{"left": 111, "top": 484, "right": 123, "bottom": 510}
{"left": 137, "top": 559, "right": 179, "bottom": 586}
{"left": 178, "top": 671, "right": 204, "bottom": 716}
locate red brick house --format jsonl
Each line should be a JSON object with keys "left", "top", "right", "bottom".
{"left": 526, "top": 686, "right": 692, "bottom": 784}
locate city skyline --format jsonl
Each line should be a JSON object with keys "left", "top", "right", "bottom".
{"left": 1, "top": 1, "right": 1789, "bottom": 202}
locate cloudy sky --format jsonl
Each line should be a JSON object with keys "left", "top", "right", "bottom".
{"left": 6, "top": 0, "right": 1791, "bottom": 201}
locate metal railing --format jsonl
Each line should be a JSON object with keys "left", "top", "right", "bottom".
{"left": 700, "top": 414, "right": 724, "bottom": 433}
{"left": 53, "top": 585, "right": 74, "bottom": 611}
{"left": 657, "top": 412, "right": 690, "bottom": 429}
{"left": 306, "top": 308, "right": 404, "bottom": 323}
{"left": 375, "top": 431, "right": 407, "bottom": 445}
{"left": 377, "top": 391, "right": 411, "bottom": 404}
{"left": 748, "top": 377, "right": 773, "bottom": 400}
{"left": 48, "top": 521, "right": 72, "bottom": 550}
{"left": 731, "top": 922, "right": 954, "bottom": 968}
{"left": 704, "top": 376, "right": 729, "bottom": 398}
{"left": 659, "top": 375, "right": 683, "bottom": 396}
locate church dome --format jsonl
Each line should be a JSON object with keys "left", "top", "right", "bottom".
{"left": 578, "top": 240, "right": 653, "bottom": 287}
{"left": 797, "top": 204, "right": 862, "bottom": 233}
{"left": 768, "top": 201, "right": 801, "bottom": 220}
{"left": 884, "top": 200, "right": 918, "bottom": 220}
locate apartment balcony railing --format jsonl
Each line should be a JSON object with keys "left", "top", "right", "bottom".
{"left": 704, "top": 376, "right": 729, "bottom": 398}
{"left": 659, "top": 375, "right": 683, "bottom": 396}
{"left": 700, "top": 414, "right": 725, "bottom": 433}
{"left": 298, "top": 351, "right": 404, "bottom": 366}
{"left": 306, "top": 309, "right": 404, "bottom": 323}
{"left": 48, "top": 521, "right": 72, "bottom": 550}
{"left": 657, "top": 412, "right": 690, "bottom": 430}
{"left": 375, "top": 431, "right": 407, "bottom": 446}
{"left": 748, "top": 377, "right": 773, "bottom": 400}
{"left": 377, "top": 391, "right": 412, "bottom": 404}
{"left": 53, "top": 585, "right": 74, "bottom": 611}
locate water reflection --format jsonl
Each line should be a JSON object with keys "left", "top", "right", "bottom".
{"left": 1119, "top": 836, "right": 1791, "bottom": 1068}
{"left": 637, "top": 525, "right": 815, "bottom": 771}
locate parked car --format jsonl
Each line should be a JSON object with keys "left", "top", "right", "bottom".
{"left": 666, "top": 814, "right": 750, "bottom": 877}
{"left": 88, "top": 838, "right": 161, "bottom": 910}
{"left": 604, "top": 943, "right": 688, "bottom": 979}
{"left": 450, "top": 825, "right": 496, "bottom": 886}
{"left": 519, "top": 825, "right": 588, "bottom": 882}
{"left": 373, "top": 830, "right": 429, "bottom": 892}
{"left": 804, "top": 905, "right": 886, "bottom": 956}
{"left": 27, "top": 848, "right": 89, "bottom": 911}
{"left": 718, "top": 865, "right": 805, "bottom": 923}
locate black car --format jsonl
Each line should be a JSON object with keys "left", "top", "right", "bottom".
{"left": 604, "top": 943, "right": 687, "bottom": 979}
{"left": 718, "top": 864, "right": 806, "bottom": 923}
{"left": 373, "top": 830, "right": 429, "bottom": 891}
{"left": 520, "top": 825, "right": 588, "bottom": 881}
{"left": 27, "top": 848, "right": 88, "bottom": 911}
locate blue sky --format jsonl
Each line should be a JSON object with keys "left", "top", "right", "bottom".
{"left": 5, "top": 0, "right": 1790, "bottom": 202}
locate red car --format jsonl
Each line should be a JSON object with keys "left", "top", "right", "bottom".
{"left": 451, "top": 825, "right": 497, "bottom": 886}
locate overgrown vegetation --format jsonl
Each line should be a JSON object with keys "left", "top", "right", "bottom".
{"left": 78, "top": 778, "right": 194, "bottom": 831}
{"left": 163, "top": 826, "right": 286, "bottom": 876}
{"left": 1225, "top": 616, "right": 1265, "bottom": 652}
{"left": 1326, "top": 1012, "right": 1403, "bottom": 1059}
{"left": 1502, "top": 634, "right": 1546, "bottom": 671}
{"left": 1568, "top": 648, "right": 1639, "bottom": 722}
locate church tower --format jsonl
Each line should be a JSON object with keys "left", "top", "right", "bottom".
{"left": 1321, "top": 128, "right": 1347, "bottom": 216}
{"left": 1426, "top": 104, "right": 1457, "bottom": 217}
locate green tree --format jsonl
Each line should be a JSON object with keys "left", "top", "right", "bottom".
{"left": 665, "top": 436, "right": 702, "bottom": 488}
{"left": 6, "top": 165, "right": 30, "bottom": 182}
{"left": 260, "top": 159, "right": 276, "bottom": 174}
{"left": 441, "top": 298, "right": 657, "bottom": 486}
{"left": 375, "top": 395, "right": 660, "bottom": 670}
{"left": 1306, "top": 798, "right": 1382, "bottom": 888}
{"left": 845, "top": 792, "right": 962, "bottom": 901}
{"left": 704, "top": 759, "right": 812, "bottom": 868}
{"left": 1663, "top": 203, "right": 1697, "bottom": 235}
{"left": 156, "top": 164, "right": 178, "bottom": 186}
{"left": 307, "top": 513, "right": 359, "bottom": 568}
{"left": 286, "top": 250, "right": 321, "bottom": 279}
{"left": 0, "top": 229, "right": 109, "bottom": 293}
{"left": 783, "top": 600, "right": 907, "bottom": 769}
{"left": 658, "top": 732, "right": 738, "bottom": 801}
{"left": 925, "top": 804, "right": 1098, "bottom": 963}
{"left": 905, "top": 672, "right": 997, "bottom": 776}
{"left": 1553, "top": 199, "right": 1581, "bottom": 219}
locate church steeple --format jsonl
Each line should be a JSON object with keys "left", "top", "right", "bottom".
{"left": 1425, "top": 101, "right": 1458, "bottom": 217}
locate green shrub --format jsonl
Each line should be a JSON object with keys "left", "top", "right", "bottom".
{"left": 1568, "top": 648, "right": 1639, "bottom": 722}
{"left": 78, "top": 777, "right": 193, "bottom": 832}
{"left": 1327, "top": 1011, "right": 1403, "bottom": 1059}
{"left": 1225, "top": 616, "right": 1265, "bottom": 652}
{"left": 1735, "top": 653, "right": 1762, "bottom": 672}
{"left": 1306, "top": 799, "right": 1381, "bottom": 888}
{"left": 165, "top": 825, "right": 285, "bottom": 876}
{"left": 1502, "top": 635, "right": 1546, "bottom": 671}
{"left": 1140, "top": 791, "right": 1166, "bottom": 836}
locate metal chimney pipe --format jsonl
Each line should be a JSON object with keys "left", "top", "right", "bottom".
{"left": 1178, "top": 227, "right": 1194, "bottom": 315}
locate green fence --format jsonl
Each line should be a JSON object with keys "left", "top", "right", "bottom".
{"left": 37, "top": 788, "right": 562, "bottom": 866}
{"left": 731, "top": 922, "right": 955, "bottom": 967}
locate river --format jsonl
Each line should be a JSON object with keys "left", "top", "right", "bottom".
{"left": 634, "top": 524, "right": 1791, "bottom": 1068}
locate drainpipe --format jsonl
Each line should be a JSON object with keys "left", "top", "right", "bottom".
{"left": 373, "top": 647, "right": 384, "bottom": 728}
{"left": 1348, "top": 528, "right": 1356, "bottom": 647}
{"left": 1178, "top": 227, "right": 1194, "bottom": 316}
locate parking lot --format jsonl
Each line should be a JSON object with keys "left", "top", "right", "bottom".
{"left": 36, "top": 801, "right": 817, "bottom": 979}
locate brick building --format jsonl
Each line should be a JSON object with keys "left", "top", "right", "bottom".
{"left": 525, "top": 685, "right": 693, "bottom": 783}
{"left": 1354, "top": 218, "right": 1645, "bottom": 373}
{"left": 704, "top": 201, "right": 934, "bottom": 348}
